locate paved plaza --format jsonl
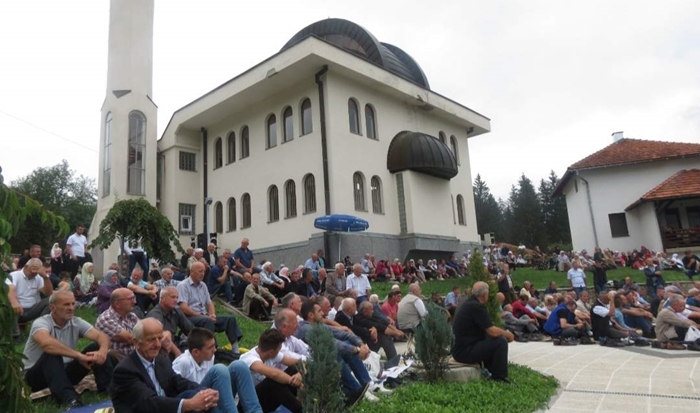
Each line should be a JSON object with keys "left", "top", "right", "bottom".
{"left": 509, "top": 342, "right": 700, "bottom": 412}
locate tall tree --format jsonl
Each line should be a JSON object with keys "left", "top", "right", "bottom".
{"left": 545, "top": 170, "right": 571, "bottom": 245}
{"left": 497, "top": 196, "right": 513, "bottom": 243}
{"left": 509, "top": 174, "right": 545, "bottom": 248}
{"left": 10, "top": 160, "right": 96, "bottom": 252}
{"left": 473, "top": 174, "right": 503, "bottom": 239}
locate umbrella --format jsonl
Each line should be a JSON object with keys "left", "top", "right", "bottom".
{"left": 314, "top": 214, "right": 369, "bottom": 260}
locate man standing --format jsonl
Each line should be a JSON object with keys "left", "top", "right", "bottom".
{"left": 24, "top": 291, "right": 112, "bottom": 409}
{"left": 233, "top": 238, "right": 255, "bottom": 274}
{"left": 643, "top": 258, "right": 665, "bottom": 294}
{"left": 110, "top": 318, "right": 220, "bottom": 413}
{"left": 177, "top": 262, "right": 242, "bottom": 352}
{"left": 567, "top": 260, "right": 587, "bottom": 297}
{"left": 66, "top": 224, "right": 90, "bottom": 268}
{"left": 346, "top": 263, "right": 371, "bottom": 304}
{"left": 243, "top": 273, "right": 278, "bottom": 321}
{"left": 397, "top": 283, "right": 427, "bottom": 331}
{"left": 592, "top": 259, "right": 608, "bottom": 293}
{"left": 452, "top": 282, "right": 514, "bottom": 383}
{"left": 123, "top": 237, "right": 148, "bottom": 277}
{"left": 7, "top": 257, "right": 53, "bottom": 341}
{"left": 328, "top": 263, "right": 349, "bottom": 298}
{"left": 172, "top": 328, "right": 263, "bottom": 413}
{"left": 147, "top": 286, "right": 193, "bottom": 353}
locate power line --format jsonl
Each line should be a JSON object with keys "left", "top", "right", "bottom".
{"left": 0, "top": 109, "right": 99, "bottom": 153}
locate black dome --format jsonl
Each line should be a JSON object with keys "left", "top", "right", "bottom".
{"left": 281, "top": 18, "right": 430, "bottom": 89}
{"left": 387, "top": 131, "right": 458, "bottom": 180}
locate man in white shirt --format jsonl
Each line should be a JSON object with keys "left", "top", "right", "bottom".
{"left": 567, "top": 260, "right": 587, "bottom": 298}
{"left": 66, "top": 224, "right": 91, "bottom": 268}
{"left": 239, "top": 329, "right": 302, "bottom": 413}
{"left": 7, "top": 257, "right": 54, "bottom": 341}
{"left": 260, "top": 261, "right": 285, "bottom": 298}
{"left": 346, "top": 263, "right": 371, "bottom": 305}
{"left": 172, "top": 328, "right": 262, "bottom": 413}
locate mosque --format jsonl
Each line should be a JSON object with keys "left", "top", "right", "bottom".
{"left": 89, "top": 0, "right": 491, "bottom": 272}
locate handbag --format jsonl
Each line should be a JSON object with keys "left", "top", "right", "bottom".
{"left": 685, "top": 326, "right": 700, "bottom": 342}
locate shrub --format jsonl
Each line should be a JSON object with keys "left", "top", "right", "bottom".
{"left": 414, "top": 302, "right": 454, "bottom": 383}
{"left": 467, "top": 250, "right": 503, "bottom": 327}
{"left": 298, "top": 323, "right": 345, "bottom": 413}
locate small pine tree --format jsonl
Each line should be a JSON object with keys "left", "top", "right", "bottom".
{"left": 414, "top": 302, "right": 454, "bottom": 383}
{"left": 298, "top": 323, "right": 346, "bottom": 413}
{"left": 467, "top": 249, "right": 503, "bottom": 327}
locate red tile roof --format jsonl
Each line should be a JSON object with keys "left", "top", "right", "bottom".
{"left": 626, "top": 169, "right": 700, "bottom": 210}
{"left": 570, "top": 138, "right": 700, "bottom": 170}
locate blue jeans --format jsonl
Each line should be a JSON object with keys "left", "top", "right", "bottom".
{"left": 128, "top": 251, "right": 149, "bottom": 276}
{"left": 338, "top": 357, "right": 362, "bottom": 393}
{"left": 594, "top": 283, "right": 607, "bottom": 293}
{"left": 199, "top": 362, "right": 262, "bottom": 413}
{"left": 573, "top": 286, "right": 587, "bottom": 298}
{"left": 686, "top": 269, "right": 699, "bottom": 279}
{"left": 340, "top": 351, "right": 371, "bottom": 387}
{"left": 623, "top": 314, "right": 653, "bottom": 334}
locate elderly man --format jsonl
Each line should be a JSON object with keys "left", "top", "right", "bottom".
{"left": 243, "top": 272, "right": 278, "bottom": 321}
{"left": 304, "top": 253, "right": 320, "bottom": 277}
{"left": 297, "top": 268, "right": 318, "bottom": 299}
{"left": 313, "top": 267, "right": 327, "bottom": 295}
{"left": 620, "top": 290, "right": 655, "bottom": 337}
{"left": 567, "top": 260, "right": 587, "bottom": 297}
{"left": 178, "top": 262, "right": 242, "bottom": 353}
{"left": 643, "top": 258, "right": 665, "bottom": 294}
{"left": 127, "top": 267, "right": 159, "bottom": 314}
{"left": 187, "top": 248, "right": 207, "bottom": 272}
{"left": 328, "top": 262, "right": 349, "bottom": 297}
{"left": 207, "top": 255, "right": 234, "bottom": 304}
{"left": 173, "top": 328, "right": 263, "bottom": 413}
{"left": 519, "top": 281, "right": 532, "bottom": 299}
{"left": 147, "top": 286, "right": 193, "bottom": 354}
{"left": 233, "top": 238, "right": 255, "bottom": 274}
{"left": 452, "top": 282, "right": 514, "bottom": 383}
{"left": 154, "top": 266, "right": 180, "bottom": 289}
{"left": 622, "top": 277, "right": 640, "bottom": 293}
{"left": 655, "top": 295, "right": 698, "bottom": 349}
{"left": 95, "top": 288, "right": 141, "bottom": 360}
{"left": 24, "top": 290, "right": 112, "bottom": 409}
{"left": 591, "top": 291, "right": 629, "bottom": 344}
{"left": 347, "top": 263, "right": 371, "bottom": 304}
{"left": 260, "top": 261, "right": 286, "bottom": 298}
{"left": 397, "top": 283, "right": 427, "bottom": 331}
{"left": 180, "top": 246, "right": 194, "bottom": 271}
{"left": 7, "top": 257, "right": 53, "bottom": 341}
{"left": 202, "top": 243, "right": 218, "bottom": 268}
{"left": 110, "top": 318, "right": 220, "bottom": 413}
{"left": 354, "top": 300, "right": 402, "bottom": 359}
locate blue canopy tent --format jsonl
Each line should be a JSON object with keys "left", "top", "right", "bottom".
{"left": 314, "top": 214, "right": 369, "bottom": 261}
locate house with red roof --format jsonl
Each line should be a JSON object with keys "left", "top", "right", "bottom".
{"left": 553, "top": 132, "right": 700, "bottom": 253}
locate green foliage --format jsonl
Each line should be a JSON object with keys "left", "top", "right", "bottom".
{"left": 538, "top": 171, "right": 571, "bottom": 246}
{"left": 89, "top": 199, "right": 184, "bottom": 264}
{"left": 9, "top": 160, "right": 96, "bottom": 252}
{"left": 299, "top": 323, "right": 345, "bottom": 413}
{"left": 0, "top": 165, "right": 70, "bottom": 413}
{"left": 351, "top": 364, "right": 558, "bottom": 413}
{"left": 467, "top": 250, "right": 503, "bottom": 327}
{"left": 473, "top": 174, "right": 503, "bottom": 237}
{"left": 508, "top": 174, "right": 546, "bottom": 248}
{"left": 414, "top": 302, "right": 454, "bottom": 383}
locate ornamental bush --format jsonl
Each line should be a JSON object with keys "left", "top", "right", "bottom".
{"left": 298, "top": 323, "right": 346, "bottom": 413}
{"left": 468, "top": 250, "right": 503, "bottom": 327}
{"left": 414, "top": 302, "right": 454, "bottom": 383}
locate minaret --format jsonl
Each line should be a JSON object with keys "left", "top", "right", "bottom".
{"left": 89, "top": 0, "right": 157, "bottom": 273}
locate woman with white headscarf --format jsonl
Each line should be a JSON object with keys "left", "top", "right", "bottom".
{"left": 73, "top": 262, "right": 99, "bottom": 305}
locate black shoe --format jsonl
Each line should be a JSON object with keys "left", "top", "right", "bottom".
{"left": 346, "top": 383, "right": 370, "bottom": 407}
{"left": 66, "top": 399, "right": 83, "bottom": 410}
{"left": 634, "top": 339, "right": 650, "bottom": 347}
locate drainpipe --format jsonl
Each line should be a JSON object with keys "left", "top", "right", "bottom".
{"left": 315, "top": 65, "right": 332, "bottom": 262}
{"left": 202, "top": 127, "right": 209, "bottom": 245}
{"left": 576, "top": 171, "right": 599, "bottom": 247}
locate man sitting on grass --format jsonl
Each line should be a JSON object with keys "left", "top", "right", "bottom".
{"left": 172, "top": 328, "right": 263, "bottom": 413}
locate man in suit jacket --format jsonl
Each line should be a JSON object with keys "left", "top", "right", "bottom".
{"left": 202, "top": 243, "right": 219, "bottom": 269}
{"left": 110, "top": 318, "right": 219, "bottom": 413}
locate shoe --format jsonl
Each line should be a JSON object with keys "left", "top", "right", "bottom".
{"left": 605, "top": 340, "right": 625, "bottom": 348}
{"left": 661, "top": 342, "right": 686, "bottom": 350}
{"left": 346, "top": 383, "right": 370, "bottom": 407}
{"left": 561, "top": 338, "right": 579, "bottom": 346}
{"left": 579, "top": 336, "right": 595, "bottom": 345}
{"left": 515, "top": 335, "right": 529, "bottom": 343}
{"left": 634, "top": 339, "right": 650, "bottom": 347}
{"left": 372, "top": 383, "right": 393, "bottom": 395}
{"left": 552, "top": 338, "right": 561, "bottom": 346}
{"left": 364, "top": 391, "right": 380, "bottom": 402}
{"left": 66, "top": 399, "right": 83, "bottom": 410}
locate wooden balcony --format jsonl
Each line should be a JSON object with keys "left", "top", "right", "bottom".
{"left": 662, "top": 227, "right": 700, "bottom": 250}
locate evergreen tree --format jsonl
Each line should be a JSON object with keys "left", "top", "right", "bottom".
{"left": 414, "top": 302, "right": 454, "bottom": 383}
{"left": 473, "top": 174, "right": 503, "bottom": 238}
{"left": 298, "top": 324, "right": 345, "bottom": 413}
{"left": 497, "top": 196, "right": 513, "bottom": 243}
{"left": 467, "top": 250, "right": 502, "bottom": 327}
{"left": 509, "top": 174, "right": 545, "bottom": 248}
{"left": 547, "top": 170, "right": 572, "bottom": 245}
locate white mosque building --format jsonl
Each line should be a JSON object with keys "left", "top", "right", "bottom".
{"left": 90, "top": 0, "right": 491, "bottom": 271}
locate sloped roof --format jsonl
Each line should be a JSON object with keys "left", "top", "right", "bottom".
{"left": 626, "top": 169, "right": 700, "bottom": 210}
{"left": 553, "top": 139, "right": 700, "bottom": 196}
{"left": 387, "top": 131, "right": 458, "bottom": 180}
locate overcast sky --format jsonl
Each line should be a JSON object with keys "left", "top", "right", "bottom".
{"left": 1, "top": 0, "right": 699, "bottom": 199}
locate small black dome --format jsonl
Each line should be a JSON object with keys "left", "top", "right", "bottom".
{"left": 281, "top": 18, "right": 430, "bottom": 89}
{"left": 387, "top": 131, "right": 458, "bottom": 180}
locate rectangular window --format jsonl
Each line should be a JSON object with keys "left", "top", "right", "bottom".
{"left": 664, "top": 208, "right": 681, "bottom": 229}
{"left": 179, "top": 203, "right": 196, "bottom": 235}
{"left": 179, "top": 151, "right": 197, "bottom": 171}
{"left": 609, "top": 213, "right": 629, "bottom": 238}
{"left": 687, "top": 206, "right": 700, "bottom": 228}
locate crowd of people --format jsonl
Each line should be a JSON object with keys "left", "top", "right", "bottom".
{"left": 5, "top": 229, "right": 700, "bottom": 411}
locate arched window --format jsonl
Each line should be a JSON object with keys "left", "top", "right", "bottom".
{"left": 450, "top": 135, "right": 459, "bottom": 165}
{"left": 438, "top": 131, "right": 446, "bottom": 144}
{"left": 268, "top": 185, "right": 279, "bottom": 222}
{"left": 456, "top": 194, "right": 466, "bottom": 226}
{"left": 365, "top": 105, "right": 377, "bottom": 140}
{"left": 300, "top": 98, "right": 312, "bottom": 135}
{"left": 214, "top": 137, "right": 223, "bottom": 169}
{"left": 285, "top": 180, "right": 297, "bottom": 218}
{"left": 127, "top": 111, "right": 146, "bottom": 195}
{"left": 227, "top": 132, "right": 236, "bottom": 164}
{"left": 283, "top": 107, "right": 293, "bottom": 143}
{"left": 227, "top": 197, "right": 236, "bottom": 232}
{"left": 267, "top": 114, "right": 277, "bottom": 149}
{"left": 103, "top": 112, "right": 112, "bottom": 197}
{"left": 241, "top": 193, "right": 251, "bottom": 228}
{"left": 371, "top": 176, "right": 383, "bottom": 214}
{"left": 214, "top": 202, "right": 223, "bottom": 233}
{"left": 240, "top": 126, "right": 250, "bottom": 159}
{"left": 353, "top": 172, "right": 366, "bottom": 211}
{"left": 303, "top": 174, "right": 316, "bottom": 213}
{"left": 348, "top": 99, "right": 360, "bottom": 134}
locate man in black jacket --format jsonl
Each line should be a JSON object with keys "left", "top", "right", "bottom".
{"left": 335, "top": 298, "right": 399, "bottom": 360}
{"left": 110, "top": 318, "right": 219, "bottom": 413}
